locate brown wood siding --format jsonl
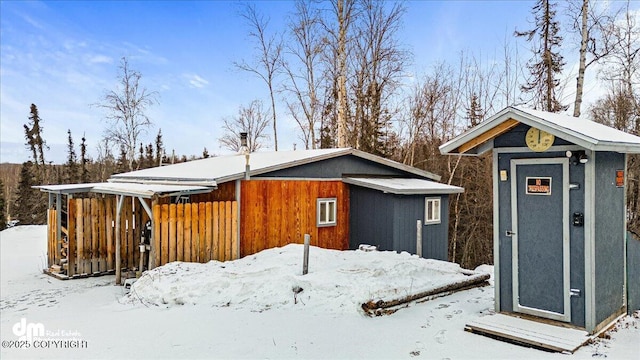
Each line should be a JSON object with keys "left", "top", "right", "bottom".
{"left": 240, "top": 180, "right": 349, "bottom": 257}
{"left": 191, "top": 181, "right": 236, "bottom": 202}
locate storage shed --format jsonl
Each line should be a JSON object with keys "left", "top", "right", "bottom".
{"left": 38, "top": 148, "right": 462, "bottom": 283}
{"left": 440, "top": 106, "right": 640, "bottom": 334}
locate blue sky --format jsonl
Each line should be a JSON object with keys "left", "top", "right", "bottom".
{"left": 0, "top": 0, "right": 604, "bottom": 164}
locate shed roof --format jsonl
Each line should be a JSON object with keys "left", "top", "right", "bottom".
{"left": 439, "top": 106, "right": 640, "bottom": 155}
{"left": 343, "top": 177, "right": 463, "bottom": 195}
{"left": 35, "top": 182, "right": 214, "bottom": 199}
{"left": 110, "top": 148, "right": 441, "bottom": 183}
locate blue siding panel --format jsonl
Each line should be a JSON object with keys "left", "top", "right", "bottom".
{"left": 349, "top": 186, "right": 449, "bottom": 260}
{"left": 594, "top": 152, "right": 626, "bottom": 324}
{"left": 262, "top": 155, "right": 414, "bottom": 178}
{"left": 627, "top": 232, "right": 640, "bottom": 314}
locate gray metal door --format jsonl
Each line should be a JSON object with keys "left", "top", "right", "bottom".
{"left": 510, "top": 158, "right": 570, "bottom": 322}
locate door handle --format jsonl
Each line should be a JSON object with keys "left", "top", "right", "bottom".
{"left": 506, "top": 230, "right": 516, "bottom": 237}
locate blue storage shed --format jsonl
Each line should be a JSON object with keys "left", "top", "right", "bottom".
{"left": 440, "top": 106, "right": 640, "bottom": 334}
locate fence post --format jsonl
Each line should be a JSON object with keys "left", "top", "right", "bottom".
{"left": 303, "top": 234, "right": 310, "bottom": 275}
{"left": 416, "top": 220, "right": 422, "bottom": 258}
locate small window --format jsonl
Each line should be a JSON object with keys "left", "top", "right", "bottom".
{"left": 317, "top": 198, "right": 337, "bottom": 227}
{"left": 425, "top": 198, "right": 441, "bottom": 224}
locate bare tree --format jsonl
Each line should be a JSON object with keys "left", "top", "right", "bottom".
{"left": 566, "top": 0, "right": 619, "bottom": 116}
{"left": 219, "top": 100, "right": 271, "bottom": 152}
{"left": 351, "top": 0, "right": 408, "bottom": 156}
{"left": 95, "top": 57, "right": 157, "bottom": 172}
{"left": 321, "top": 0, "right": 357, "bottom": 148}
{"left": 602, "top": 1, "right": 639, "bottom": 100}
{"left": 516, "top": 0, "right": 567, "bottom": 112}
{"left": 283, "top": 0, "right": 326, "bottom": 149}
{"left": 235, "top": 4, "right": 283, "bottom": 151}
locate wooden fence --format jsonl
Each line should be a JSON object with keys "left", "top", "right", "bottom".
{"left": 48, "top": 197, "right": 238, "bottom": 277}
{"left": 152, "top": 201, "right": 238, "bottom": 266}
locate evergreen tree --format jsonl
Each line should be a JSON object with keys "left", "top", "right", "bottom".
{"left": 65, "top": 130, "right": 79, "bottom": 184}
{"left": 23, "top": 104, "right": 49, "bottom": 182}
{"left": 202, "top": 147, "right": 210, "bottom": 159}
{"left": 145, "top": 144, "right": 155, "bottom": 168}
{"left": 137, "top": 143, "right": 145, "bottom": 169}
{"left": 0, "top": 179, "right": 6, "bottom": 229}
{"left": 155, "top": 129, "right": 164, "bottom": 166}
{"left": 12, "top": 161, "right": 46, "bottom": 224}
{"left": 116, "top": 145, "right": 129, "bottom": 174}
{"left": 515, "top": 0, "right": 567, "bottom": 112}
{"left": 466, "top": 94, "right": 484, "bottom": 127}
{"left": 80, "top": 135, "right": 90, "bottom": 183}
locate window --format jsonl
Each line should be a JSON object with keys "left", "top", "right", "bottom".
{"left": 317, "top": 198, "right": 337, "bottom": 227}
{"left": 425, "top": 197, "right": 441, "bottom": 224}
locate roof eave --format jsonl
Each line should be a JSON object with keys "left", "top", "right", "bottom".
{"left": 343, "top": 178, "right": 464, "bottom": 195}
{"left": 350, "top": 149, "right": 442, "bottom": 181}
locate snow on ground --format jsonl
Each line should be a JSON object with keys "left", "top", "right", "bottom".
{"left": 124, "top": 245, "right": 487, "bottom": 312}
{"left": 1, "top": 225, "right": 638, "bottom": 359}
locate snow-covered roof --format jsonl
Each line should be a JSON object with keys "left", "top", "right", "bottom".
{"left": 110, "top": 148, "right": 441, "bottom": 183}
{"left": 343, "top": 177, "right": 463, "bottom": 195}
{"left": 35, "top": 182, "right": 214, "bottom": 199}
{"left": 439, "top": 106, "right": 640, "bottom": 155}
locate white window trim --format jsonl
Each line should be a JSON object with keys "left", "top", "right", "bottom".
{"left": 317, "top": 198, "right": 337, "bottom": 227}
{"left": 424, "top": 197, "right": 441, "bottom": 225}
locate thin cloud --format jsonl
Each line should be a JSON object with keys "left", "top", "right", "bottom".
{"left": 185, "top": 74, "right": 209, "bottom": 88}
{"left": 88, "top": 54, "right": 113, "bottom": 64}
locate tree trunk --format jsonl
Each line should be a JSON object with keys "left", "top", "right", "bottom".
{"left": 573, "top": 0, "right": 589, "bottom": 117}
{"left": 336, "top": 0, "right": 348, "bottom": 148}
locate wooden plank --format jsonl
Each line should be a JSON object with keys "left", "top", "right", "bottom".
{"left": 267, "top": 181, "right": 282, "bottom": 249}
{"left": 119, "top": 199, "right": 127, "bottom": 270}
{"left": 280, "top": 182, "right": 291, "bottom": 246}
{"left": 458, "top": 118, "right": 519, "bottom": 154}
{"left": 76, "top": 199, "right": 84, "bottom": 274}
{"left": 231, "top": 201, "right": 238, "bottom": 260}
{"left": 184, "top": 202, "right": 192, "bottom": 262}
{"left": 224, "top": 201, "right": 232, "bottom": 261}
{"left": 177, "top": 203, "right": 184, "bottom": 262}
{"left": 204, "top": 202, "right": 213, "bottom": 262}
{"left": 465, "top": 314, "right": 591, "bottom": 353}
{"left": 106, "top": 197, "right": 114, "bottom": 270}
{"left": 161, "top": 204, "right": 169, "bottom": 266}
{"left": 220, "top": 201, "right": 228, "bottom": 260}
{"left": 47, "top": 209, "right": 53, "bottom": 267}
{"left": 191, "top": 203, "right": 199, "bottom": 262}
{"left": 67, "top": 198, "right": 76, "bottom": 277}
{"left": 198, "top": 202, "right": 206, "bottom": 262}
{"left": 83, "top": 198, "right": 92, "bottom": 273}
{"left": 99, "top": 197, "right": 107, "bottom": 272}
{"left": 126, "top": 198, "right": 135, "bottom": 270}
{"left": 90, "top": 198, "right": 99, "bottom": 272}
{"left": 213, "top": 201, "right": 220, "bottom": 261}
{"left": 169, "top": 203, "right": 177, "bottom": 262}
{"left": 153, "top": 203, "right": 162, "bottom": 267}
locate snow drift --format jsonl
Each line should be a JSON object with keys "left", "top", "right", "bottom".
{"left": 123, "top": 244, "right": 490, "bottom": 313}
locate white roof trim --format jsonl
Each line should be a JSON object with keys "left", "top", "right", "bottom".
{"left": 343, "top": 177, "right": 464, "bottom": 195}
{"left": 35, "top": 182, "right": 215, "bottom": 199}
{"left": 440, "top": 106, "right": 640, "bottom": 155}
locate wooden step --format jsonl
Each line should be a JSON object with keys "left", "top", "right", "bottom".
{"left": 465, "top": 313, "right": 592, "bottom": 353}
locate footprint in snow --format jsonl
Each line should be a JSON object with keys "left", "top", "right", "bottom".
{"left": 434, "top": 329, "right": 447, "bottom": 344}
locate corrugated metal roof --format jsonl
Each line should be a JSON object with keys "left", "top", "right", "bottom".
{"left": 440, "top": 106, "right": 640, "bottom": 155}
{"left": 343, "top": 177, "right": 464, "bottom": 195}
{"left": 35, "top": 182, "right": 214, "bottom": 198}
{"left": 110, "top": 148, "right": 441, "bottom": 183}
